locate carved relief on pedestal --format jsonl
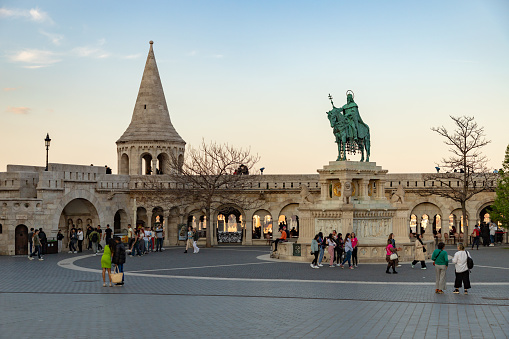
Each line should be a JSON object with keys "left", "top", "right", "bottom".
{"left": 315, "top": 218, "right": 342, "bottom": 236}
{"left": 353, "top": 218, "right": 392, "bottom": 238}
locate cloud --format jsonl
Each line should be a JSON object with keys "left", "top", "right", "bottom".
{"left": 0, "top": 7, "right": 53, "bottom": 24}
{"left": 9, "top": 49, "right": 61, "bottom": 67}
{"left": 40, "top": 30, "right": 63, "bottom": 45}
{"left": 6, "top": 106, "right": 30, "bottom": 115}
{"left": 72, "top": 40, "right": 110, "bottom": 59}
{"left": 122, "top": 54, "right": 141, "bottom": 59}
{"left": 3, "top": 87, "right": 18, "bottom": 91}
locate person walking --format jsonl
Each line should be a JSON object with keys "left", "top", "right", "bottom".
{"left": 335, "top": 233, "right": 344, "bottom": 266}
{"left": 340, "top": 233, "right": 354, "bottom": 269}
{"left": 89, "top": 228, "right": 100, "bottom": 255}
{"left": 39, "top": 228, "right": 47, "bottom": 255}
{"left": 351, "top": 232, "right": 359, "bottom": 267}
{"left": 385, "top": 239, "right": 397, "bottom": 274}
{"left": 327, "top": 233, "right": 336, "bottom": 267}
{"left": 112, "top": 237, "right": 126, "bottom": 286}
{"left": 184, "top": 226, "right": 193, "bottom": 253}
{"left": 452, "top": 243, "right": 471, "bottom": 295}
{"left": 101, "top": 239, "right": 115, "bottom": 287}
{"left": 104, "top": 224, "right": 113, "bottom": 244}
{"left": 29, "top": 229, "right": 43, "bottom": 261}
{"left": 69, "top": 229, "right": 78, "bottom": 253}
{"left": 411, "top": 234, "right": 427, "bottom": 269}
{"left": 86, "top": 225, "right": 93, "bottom": 250}
{"left": 192, "top": 228, "right": 200, "bottom": 254}
{"left": 431, "top": 242, "right": 448, "bottom": 294}
{"left": 317, "top": 232, "right": 326, "bottom": 267}
{"left": 471, "top": 225, "right": 480, "bottom": 250}
{"left": 57, "top": 230, "right": 64, "bottom": 253}
{"left": 310, "top": 234, "right": 320, "bottom": 268}
{"left": 388, "top": 233, "right": 402, "bottom": 267}
{"left": 28, "top": 228, "right": 34, "bottom": 258}
{"left": 131, "top": 230, "right": 143, "bottom": 257}
{"left": 77, "top": 228, "right": 84, "bottom": 253}
{"left": 127, "top": 224, "right": 134, "bottom": 251}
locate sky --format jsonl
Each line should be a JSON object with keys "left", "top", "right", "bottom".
{"left": 1, "top": 1, "right": 508, "bottom": 175}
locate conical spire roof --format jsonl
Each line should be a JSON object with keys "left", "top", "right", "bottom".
{"left": 117, "top": 41, "right": 185, "bottom": 144}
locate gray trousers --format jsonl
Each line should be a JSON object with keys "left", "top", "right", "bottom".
{"left": 92, "top": 242, "right": 98, "bottom": 253}
{"left": 435, "top": 264, "right": 447, "bottom": 290}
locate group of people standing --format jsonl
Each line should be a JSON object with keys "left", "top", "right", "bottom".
{"left": 431, "top": 242, "right": 472, "bottom": 294}
{"left": 28, "top": 228, "right": 46, "bottom": 260}
{"left": 128, "top": 224, "right": 165, "bottom": 256}
{"left": 471, "top": 222, "right": 499, "bottom": 250}
{"left": 310, "top": 231, "right": 359, "bottom": 269}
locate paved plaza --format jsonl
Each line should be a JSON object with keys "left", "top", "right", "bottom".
{"left": 1, "top": 244, "right": 508, "bottom": 339}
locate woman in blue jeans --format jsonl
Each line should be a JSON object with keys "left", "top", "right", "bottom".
{"left": 317, "top": 232, "right": 325, "bottom": 267}
{"left": 340, "top": 233, "right": 354, "bottom": 269}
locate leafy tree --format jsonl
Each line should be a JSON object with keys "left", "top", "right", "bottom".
{"left": 490, "top": 144, "right": 509, "bottom": 229}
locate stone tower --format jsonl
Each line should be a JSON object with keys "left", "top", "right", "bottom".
{"left": 117, "top": 41, "right": 185, "bottom": 175}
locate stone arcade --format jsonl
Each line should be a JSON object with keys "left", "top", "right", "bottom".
{"left": 0, "top": 42, "right": 497, "bottom": 259}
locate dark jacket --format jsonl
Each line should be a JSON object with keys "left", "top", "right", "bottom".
{"left": 112, "top": 242, "right": 126, "bottom": 265}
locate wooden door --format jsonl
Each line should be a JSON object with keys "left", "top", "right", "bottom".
{"left": 15, "top": 224, "right": 28, "bottom": 255}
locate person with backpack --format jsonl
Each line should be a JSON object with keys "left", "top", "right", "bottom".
{"left": 452, "top": 243, "right": 471, "bottom": 295}
{"left": 431, "top": 242, "right": 448, "bottom": 294}
{"left": 192, "top": 228, "right": 200, "bottom": 254}
{"left": 89, "top": 228, "right": 100, "bottom": 255}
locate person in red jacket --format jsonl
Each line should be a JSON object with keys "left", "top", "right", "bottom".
{"left": 471, "top": 225, "right": 480, "bottom": 250}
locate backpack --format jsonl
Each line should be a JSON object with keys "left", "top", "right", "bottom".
{"left": 466, "top": 251, "right": 474, "bottom": 270}
{"left": 91, "top": 233, "right": 98, "bottom": 243}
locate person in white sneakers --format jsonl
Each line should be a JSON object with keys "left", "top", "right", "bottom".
{"left": 489, "top": 222, "right": 497, "bottom": 246}
{"left": 192, "top": 228, "right": 200, "bottom": 253}
{"left": 310, "top": 234, "right": 320, "bottom": 268}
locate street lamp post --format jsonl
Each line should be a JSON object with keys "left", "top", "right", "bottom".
{"left": 44, "top": 133, "right": 51, "bottom": 171}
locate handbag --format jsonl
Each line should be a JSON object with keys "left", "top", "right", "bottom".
{"left": 389, "top": 253, "right": 398, "bottom": 260}
{"left": 111, "top": 265, "right": 123, "bottom": 284}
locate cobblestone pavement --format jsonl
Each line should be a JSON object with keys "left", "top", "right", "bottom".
{"left": 1, "top": 244, "right": 508, "bottom": 338}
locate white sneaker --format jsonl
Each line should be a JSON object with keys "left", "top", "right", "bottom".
{"left": 318, "top": 264, "right": 323, "bottom": 267}
{"left": 68, "top": 251, "right": 72, "bottom": 253}
{"left": 74, "top": 251, "right": 77, "bottom": 253}
{"left": 310, "top": 264, "right": 314, "bottom": 268}
{"left": 397, "top": 264, "right": 402, "bottom": 267}
{"left": 355, "top": 265, "right": 358, "bottom": 268}
{"left": 421, "top": 267, "right": 427, "bottom": 270}
{"left": 28, "top": 257, "right": 34, "bottom": 260}
{"left": 314, "top": 265, "right": 320, "bottom": 269}
{"left": 38, "top": 258, "right": 44, "bottom": 261}
{"left": 411, "top": 265, "right": 415, "bottom": 269}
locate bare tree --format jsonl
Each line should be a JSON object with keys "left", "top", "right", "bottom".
{"left": 167, "top": 139, "right": 261, "bottom": 247}
{"left": 421, "top": 116, "right": 492, "bottom": 243}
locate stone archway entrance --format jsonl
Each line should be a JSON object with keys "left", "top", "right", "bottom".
{"left": 15, "top": 224, "right": 28, "bottom": 255}
{"left": 59, "top": 199, "right": 99, "bottom": 251}
{"left": 217, "top": 206, "right": 243, "bottom": 243}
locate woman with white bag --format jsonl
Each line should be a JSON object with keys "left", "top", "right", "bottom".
{"left": 385, "top": 239, "right": 398, "bottom": 274}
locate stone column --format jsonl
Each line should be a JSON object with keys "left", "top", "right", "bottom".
{"left": 342, "top": 205, "right": 354, "bottom": 234}
{"left": 244, "top": 213, "right": 253, "bottom": 245}
{"left": 441, "top": 218, "right": 449, "bottom": 241}
{"left": 320, "top": 181, "right": 328, "bottom": 201}
{"left": 147, "top": 211, "right": 153, "bottom": 228}
{"left": 297, "top": 210, "right": 314, "bottom": 244}
{"left": 376, "top": 180, "right": 386, "bottom": 200}
{"left": 163, "top": 210, "right": 171, "bottom": 246}
{"left": 151, "top": 159, "right": 157, "bottom": 175}
{"left": 393, "top": 209, "right": 410, "bottom": 245}
{"left": 359, "top": 179, "right": 370, "bottom": 201}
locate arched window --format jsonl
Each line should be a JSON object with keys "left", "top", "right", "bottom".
{"left": 0, "top": 223, "right": 2, "bottom": 234}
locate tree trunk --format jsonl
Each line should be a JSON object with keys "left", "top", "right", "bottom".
{"left": 461, "top": 201, "right": 468, "bottom": 244}
{"left": 206, "top": 207, "right": 212, "bottom": 248}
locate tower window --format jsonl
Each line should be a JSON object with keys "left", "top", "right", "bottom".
{"left": 144, "top": 105, "right": 147, "bottom": 109}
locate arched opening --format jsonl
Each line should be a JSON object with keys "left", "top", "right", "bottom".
{"left": 141, "top": 153, "right": 153, "bottom": 175}
{"left": 252, "top": 209, "right": 272, "bottom": 240}
{"left": 409, "top": 202, "right": 441, "bottom": 235}
{"left": 120, "top": 153, "right": 129, "bottom": 175}
{"left": 479, "top": 205, "right": 493, "bottom": 224}
{"left": 15, "top": 224, "right": 28, "bottom": 255}
{"left": 152, "top": 207, "right": 164, "bottom": 227}
{"left": 450, "top": 209, "right": 468, "bottom": 234}
{"left": 187, "top": 211, "right": 207, "bottom": 238}
{"left": 432, "top": 214, "right": 442, "bottom": 237}
{"left": 157, "top": 153, "right": 170, "bottom": 175}
{"left": 114, "top": 209, "right": 128, "bottom": 234}
{"left": 59, "top": 198, "right": 99, "bottom": 251}
{"left": 136, "top": 207, "right": 148, "bottom": 229}
{"left": 217, "top": 206, "right": 243, "bottom": 243}
{"left": 279, "top": 204, "right": 300, "bottom": 238}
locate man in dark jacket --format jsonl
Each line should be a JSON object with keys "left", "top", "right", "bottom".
{"left": 112, "top": 237, "right": 126, "bottom": 286}
{"left": 38, "top": 228, "right": 47, "bottom": 255}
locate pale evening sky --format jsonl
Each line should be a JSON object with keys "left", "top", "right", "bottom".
{"left": 1, "top": 1, "right": 508, "bottom": 175}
